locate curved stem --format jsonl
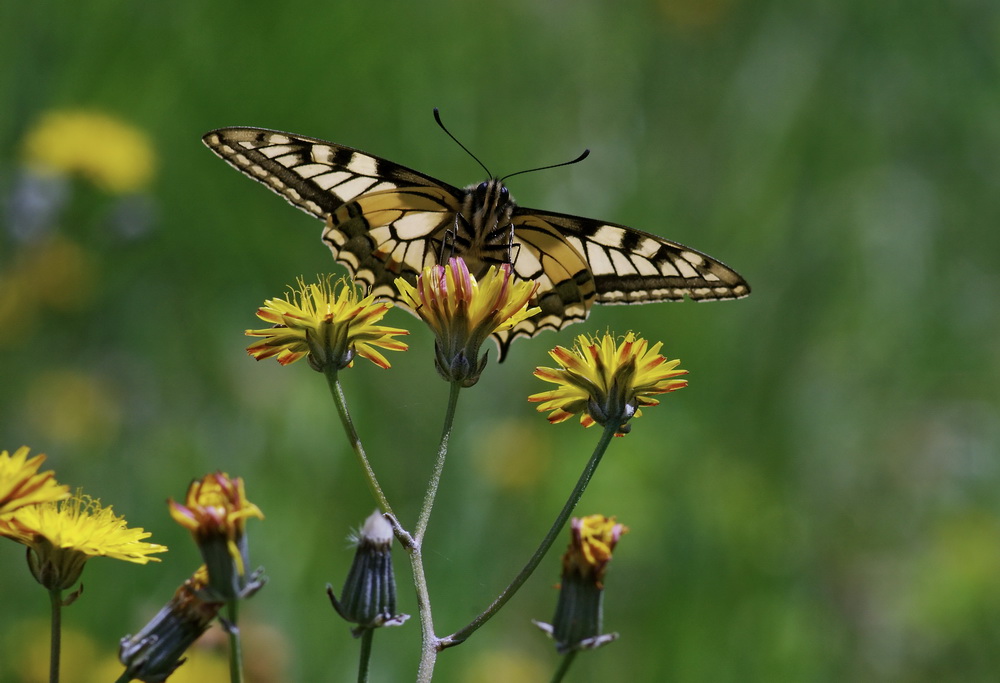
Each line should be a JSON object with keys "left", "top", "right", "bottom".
{"left": 440, "top": 421, "right": 618, "bottom": 649}
{"left": 324, "top": 367, "right": 393, "bottom": 515}
{"left": 48, "top": 588, "right": 62, "bottom": 683}
{"left": 357, "top": 629, "right": 374, "bottom": 683}
{"left": 550, "top": 651, "right": 578, "bottom": 683}
{"left": 412, "top": 380, "right": 463, "bottom": 681}
{"left": 226, "top": 601, "right": 244, "bottom": 683}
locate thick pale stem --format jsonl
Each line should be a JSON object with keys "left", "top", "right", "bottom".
{"left": 439, "top": 421, "right": 618, "bottom": 648}
{"left": 412, "top": 380, "right": 463, "bottom": 681}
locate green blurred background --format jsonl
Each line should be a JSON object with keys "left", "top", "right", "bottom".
{"left": 2, "top": 0, "right": 999, "bottom": 681}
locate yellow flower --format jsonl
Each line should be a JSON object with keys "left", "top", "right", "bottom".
{"left": 1, "top": 491, "right": 167, "bottom": 590}
{"left": 562, "top": 515, "right": 628, "bottom": 587}
{"left": 0, "top": 446, "right": 70, "bottom": 516}
{"left": 246, "top": 275, "right": 408, "bottom": 372}
{"left": 528, "top": 332, "right": 688, "bottom": 435}
{"left": 169, "top": 473, "right": 264, "bottom": 600}
{"left": 21, "top": 109, "right": 155, "bottom": 194}
{"left": 394, "top": 257, "right": 539, "bottom": 386}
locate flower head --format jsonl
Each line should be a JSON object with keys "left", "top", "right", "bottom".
{"left": 535, "top": 515, "right": 628, "bottom": 653}
{"left": 0, "top": 446, "right": 70, "bottom": 516}
{"left": 562, "top": 515, "right": 628, "bottom": 588}
{"left": 169, "top": 473, "right": 265, "bottom": 600}
{"left": 21, "top": 109, "right": 155, "bottom": 194}
{"left": 528, "top": 332, "right": 688, "bottom": 435}
{"left": 327, "top": 510, "right": 409, "bottom": 635}
{"left": 395, "top": 257, "right": 540, "bottom": 386}
{"left": 0, "top": 491, "right": 167, "bottom": 590}
{"left": 246, "top": 275, "right": 408, "bottom": 372}
{"left": 119, "top": 566, "right": 224, "bottom": 683}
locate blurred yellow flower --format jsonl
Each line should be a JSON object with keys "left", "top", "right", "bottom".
{"left": 21, "top": 109, "right": 155, "bottom": 194}
{"left": 0, "top": 446, "right": 69, "bottom": 516}
{"left": 1, "top": 491, "right": 167, "bottom": 590}
{"left": 563, "top": 514, "right": 628, "bottom": 586}
{"left": 169, "top": 472, "right": 263, "bottom": 544}
{"left": 247, "top": 275, "right": 408, "bottom": 371}
{"left": 394, "top": 257, "right": 539, "bottom": 385}
{"left": 24, "top": 369, "right": 121, "bottom": 447}
{"left": 529, "top": 332, "right": 688, "bottom": 435}
{"left": 9, "top": 620, "right": 99, "bottom": 683}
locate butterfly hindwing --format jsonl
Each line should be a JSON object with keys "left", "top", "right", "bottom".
{"left": 321, "top": 185, "right": 462, "bottom": 300}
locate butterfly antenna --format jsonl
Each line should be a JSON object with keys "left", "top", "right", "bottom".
{"left": 500, "top": 148, "right": 590, "bottom": 183}
{"left": 433, "top": 108, "right": 493, "bottom": 178}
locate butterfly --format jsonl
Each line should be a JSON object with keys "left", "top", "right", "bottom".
{"left": 203, "top": 112, "right": 750, "bottom": 360}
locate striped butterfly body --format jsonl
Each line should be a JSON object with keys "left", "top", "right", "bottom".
{"left": 203, "top": 123, "right": 750, "bottom": 360}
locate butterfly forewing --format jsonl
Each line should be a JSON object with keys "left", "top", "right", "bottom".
{"left": 517, "top": 209, "right": 751, "bottom": 304}
{"left": 204, "top": 126, "right": 464, "bottom": 294}
{"left": 203, "top": 125, "right": 750, "bottom": 361}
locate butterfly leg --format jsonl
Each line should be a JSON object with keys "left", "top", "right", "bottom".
{"left": 438, "top": 217, "right": 459, "bottom": 263}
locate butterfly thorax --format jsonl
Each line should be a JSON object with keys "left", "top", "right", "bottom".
{"left": 454, "top": 179, "right": 516, "bottom": 268}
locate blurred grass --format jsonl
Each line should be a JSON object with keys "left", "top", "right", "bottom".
{"left": 2, "top": 0, "right": 999, "bottom": 680}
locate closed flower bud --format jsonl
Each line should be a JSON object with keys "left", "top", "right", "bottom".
{"left": 327, "top": 511, "right": 409, "bottom": 636}
{"left": 118, "top": 566, "right": 223, "bottom": 683}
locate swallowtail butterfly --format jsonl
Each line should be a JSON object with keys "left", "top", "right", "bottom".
{"left": 203, "top": 113, "right": 749, "bottom": 360}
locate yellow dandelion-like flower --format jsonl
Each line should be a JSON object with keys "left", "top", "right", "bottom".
{"left": 246, "top": 275, "right": 408, "bottom": 372}
{"left": 21, "top": 109, "right": 156, "bottom": 194}
{"left": 169, "top": 472, "right": 264, "bottom": 600}
{"left": 528, "top": 332, "right": 688, "bottom": 435}
{"left": 394, "top": 257, "right": 540, "bottom": 386}
{"left": 0, "top": 446, "right": 70, "bottom": 516}
{"left": 1, "top": 491, "right": 167, "bottom": 590}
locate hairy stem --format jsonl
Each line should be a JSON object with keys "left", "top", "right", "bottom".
{"left": 413, "top": 380, "right": 462, "bottom": 681}
{"left": 324, "top": 367, "right": 393, "bottom": 515}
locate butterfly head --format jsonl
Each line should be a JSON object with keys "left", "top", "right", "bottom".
{"left": 464, "top": 179, "right": 516, "bottom": 235}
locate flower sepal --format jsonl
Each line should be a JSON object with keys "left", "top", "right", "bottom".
{"left": 533, "top": 619, "right": 619, "bottom": 654}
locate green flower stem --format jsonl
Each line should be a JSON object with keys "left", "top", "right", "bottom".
{"left": 439, "top": 420, "right": 618, "bottom": 649}
{"left": 357, "top": 628, "right": 374, "bottom": 683}
{"left": 226, "top": 601, "right": 244, "bottom": 683}
{"left": 550, "top": 651, "right": 578, "bottom": 683}
{"left": 48, "top": 587, "right": 62, "bottom": 683}
{"left": 412, "top": 380, "right": 462, "bottom": 682}
{"left": 415, "top": 380, "right": 461, "bottom": 543}
{"left": 324, "top": 367, "right": 393, "bottom": 515}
